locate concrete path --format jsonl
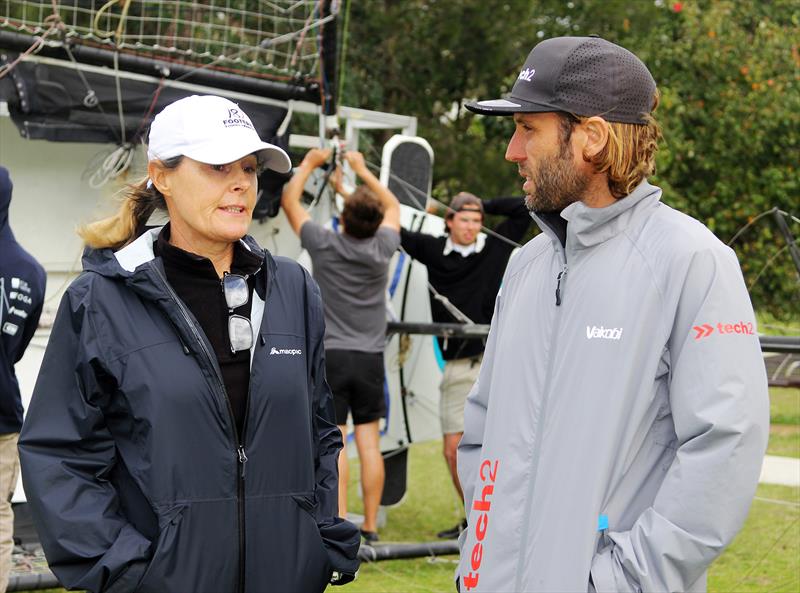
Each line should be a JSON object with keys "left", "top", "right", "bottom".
{"left": 760, "top": 454, "right": 800, "bottom": 487}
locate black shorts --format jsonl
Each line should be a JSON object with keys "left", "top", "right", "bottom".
{"left": 325, "top": 349, "right": 386, "bottom": 425}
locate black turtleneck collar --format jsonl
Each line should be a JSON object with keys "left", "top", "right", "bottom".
{"left": 537, "top": 211, "right": 568, "bottom": 248}
{"left": 154, "top": 224, "right": 262, "bottom": 438}
{"left": 155, "top": 224, "right": 262, "bottom": 279}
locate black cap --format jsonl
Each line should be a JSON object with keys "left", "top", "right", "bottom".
{"left": 465, "top": 36, "right": 656, "bottom": 124}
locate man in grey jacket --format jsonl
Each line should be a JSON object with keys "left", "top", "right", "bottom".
{"left": 457, "top": 36, "right": 769, "bottom": 592}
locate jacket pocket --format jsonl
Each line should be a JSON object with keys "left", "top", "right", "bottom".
{"left": 292, "top": 494, "right": 329, "bottom": 555}
{"left": 590, "top": 544, "right": 642, "bottom": 593}
{"left": 134, "top": 503, "right": 188, "bottom": 593}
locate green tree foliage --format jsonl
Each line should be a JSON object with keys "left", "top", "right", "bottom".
{"left": 340, "top": 0, "right": 799, "bottom": 318}
{"left": 651, "top": 1, "right": 799, "bottom": 319}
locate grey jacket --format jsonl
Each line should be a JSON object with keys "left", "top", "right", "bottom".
{"left": 457, "top": 181, "right": 769, "bottom": 592}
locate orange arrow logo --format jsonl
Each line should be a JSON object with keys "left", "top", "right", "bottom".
{"left": 693, "top": 324, "right": 714, "bottom": 339}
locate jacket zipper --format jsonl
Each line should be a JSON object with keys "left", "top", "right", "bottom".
{"left": 513, "top": 252, "right": 568, "bottom": 591}
{"left": 555, "top": 264, "right": 568, "bottom": 306}
{"left": 152, "top": 264, "right": 247, "bottom": 593}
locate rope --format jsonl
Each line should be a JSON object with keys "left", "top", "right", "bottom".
{"left": 727, "top": 208, "right": 781, "bottom": 246}
{"left": 62, "top": 41, "right": 120, "bottom": 141}
{"left": 336, "top": 0, "right": 351, "bottom": 105}
{"left": 360, "top": 147, "right": 524, "bottom": 250}
{"left": 726, "top": 207, "right": 798, "bottom": 247}
{"left": 767, "top": 576, "right": 799, "bottom": 592}
{"left": 173, "top": 9, "right": 337, "bottom": 84}
{"left": 0, "top": 1, "right": 62, "bottom": 80}
{"left": 315, "top": 150, "right": 481, "bottom": 328}
{"left": 753, "top": 495, "right": 800, "bottom": 508}
{"left": 425, "top": 276, "right": 475, "bottom": 325}
{"left": 748, "top": 244, "right": 791, "bottom": 290}
{"left": 91, "top": 0, "right": 133, "bottom": 41}
{"left": 112, "top": 50, "right": 126, "bottom": 143}
{"left": 730, "top": 516, "right": 799, "bottom": 591}
{"left": 316, "top": 147, "right": 519, "bottom": 328}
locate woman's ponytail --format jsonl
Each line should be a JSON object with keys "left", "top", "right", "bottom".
{"left": 78, "top": 156, "right": 181, "bottom": 250}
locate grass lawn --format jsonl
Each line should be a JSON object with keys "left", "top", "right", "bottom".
{"left": 335, "top": 385, "right": 799, "bottom": 592}
{"left": 19, "top": 388, "right": 800, "bottom": 593}
{"left": 708, "top": 484, "right": 800, "bottom": 592}
{"left": 769, "top": 386, "right": 800, "bottom": 458}
{"left": 334, "top": 443, "right": 799, "bottom": 593}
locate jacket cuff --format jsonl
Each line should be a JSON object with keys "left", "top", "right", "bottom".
{"left": 590, "top": 545, "right": 640, "bottom": 593}
{"left": 319, "top": 517, "right": 361, "bottom": 577}
{"left": 103, "top": 559, "right": 149, "bottom": 593}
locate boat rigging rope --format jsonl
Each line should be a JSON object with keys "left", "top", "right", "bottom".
{"left": 92, "top": 0, "right": 133, "bottom": 41}
{"left": 747, "top": 245, "right": 792, "bottom": 290}
{"left": 0, "top": 0, "right": 62, "bottom": 80}
{"left": 361, "top": 147, "right": 524, "bottom": 250}
{"left": 87, "top": 144, "right": 135, "bottom": 189}
{"left": 316, "top": 150, "right": 485, "bottom": 328}
{"left": 336, "top": 0, "right": 351, "bottom": 106}
{"left": 726, "top": 207, "right": 792, "bottom": 247}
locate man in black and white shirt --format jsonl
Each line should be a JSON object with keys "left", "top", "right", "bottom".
{"left": 400, "top": 191, "right": 530, "bottom": 538}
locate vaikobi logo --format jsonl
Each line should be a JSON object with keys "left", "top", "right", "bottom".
{"left": 269, "top": 347, "right": 302, "bottom": 356}
{"left": 586, "top": 326, "right": 623, "bottom": 340}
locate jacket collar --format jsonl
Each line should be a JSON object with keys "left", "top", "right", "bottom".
{"left": 114, "top": 227, "right": 161, "bottom": 272}
{"left": 531, "top": 180, "right": 662, "bottom": 252}
{"left": 84, "top": 227, "right": 277, "bottom": 300}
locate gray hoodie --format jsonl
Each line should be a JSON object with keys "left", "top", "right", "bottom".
{"left": 457, "top": 181, "right": 769, "bottom": 592}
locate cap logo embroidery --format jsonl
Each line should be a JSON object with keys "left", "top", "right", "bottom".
{"left": 223, "top": 107, "right": 255, "bottom": 130}
{"left": 518, "top": 67, "right": 536, "bottom": 82}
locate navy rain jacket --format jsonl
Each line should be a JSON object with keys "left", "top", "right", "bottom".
{"left": 19, "top": 229, "right": 360, "bottom": 592}
{"left": 0, "top": 166, "right": 45, "bottom": 434}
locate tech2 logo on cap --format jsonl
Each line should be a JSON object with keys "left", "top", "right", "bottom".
{"left": 518, "top": 67, "right": 535, "bottom": 82}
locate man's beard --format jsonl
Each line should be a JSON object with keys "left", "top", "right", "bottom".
{"left": 524, "top": 146, "right": 590, "bottom": 214}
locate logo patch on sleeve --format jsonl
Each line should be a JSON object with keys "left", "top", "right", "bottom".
{"left": 692, "top": 321, "right": 755, "bottom": 340}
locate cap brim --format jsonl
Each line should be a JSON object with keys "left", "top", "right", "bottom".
{"left": 465, "top": 97, "right": 559, "bottom": 116}
{"left": 184, "top": 141, "right": 292, "bottom": 174}
{"left": 254, "top": 144, "right": 292, "bottom": 174}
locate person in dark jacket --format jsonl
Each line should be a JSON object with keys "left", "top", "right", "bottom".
{"left": 400, "top": 192, "right": 530, "bottom": 538}
{"left": 18, "top": 95, "right": 360, "bottom": 593}
{"left": 0, "top": 166, "right": 46, "bottom": 591}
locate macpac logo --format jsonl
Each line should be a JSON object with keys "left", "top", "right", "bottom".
{"left": 586, "top": 325, "right": 623, "bottom": 341}
{"left": 269, "top": 347, "right": 302, "bottom": 356}
{"left": 693, "top": 321, "right": 754, "bottom": 340}
{"left": 518, "top": 67, "right": 535, "bottom": 82}
{"left": 462, "top": 459, "right": 499, "bottom": 591}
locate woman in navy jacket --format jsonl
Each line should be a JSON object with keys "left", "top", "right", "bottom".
{"left": 18, "top": 95, "right": 359, "bottom": 593}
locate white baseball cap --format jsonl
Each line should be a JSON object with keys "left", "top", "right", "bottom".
{"left": 147, "top": 95, "right": 292, "bottom": 173}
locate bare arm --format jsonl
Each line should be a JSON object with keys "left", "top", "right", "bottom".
{"left": 345, "top": 151, "right": 401, "bottom": 232}
{"left": 280, "top": 148, "right": 331, "bottom": 235}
